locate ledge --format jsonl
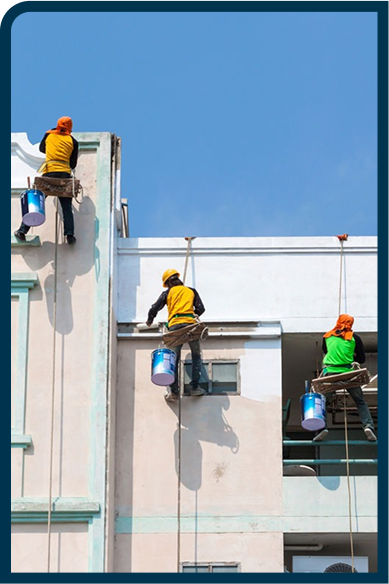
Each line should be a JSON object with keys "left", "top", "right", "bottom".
{"left": 11, "top": 273, "right": 39, "bottom": 288}
{"left": 118, "top": 320, "right": 282, "bottom": 340}
{"left": 11, "top": 434, "right": 32, "bottom": 449}
{"left": 11, "top": 497, "right": 101, "bottom": 523}
{"left": 11, "top": 235, "right": 41, "bottom": 247}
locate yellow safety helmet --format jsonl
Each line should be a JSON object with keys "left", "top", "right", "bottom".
{"left": 162, "top": 269, "right": 180, "bottom": 287}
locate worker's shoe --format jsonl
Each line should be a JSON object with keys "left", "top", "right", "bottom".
{"left": 66, "top": 235, "right": 77, "bottom": 245}
{"left": 14, "top": 230, "right": 26, "bottom": 242}
{"left": 313, "top": 428, "right": 329, "bottom": 442}
{"left": 165, "top": 389, "right": 179, "bottom": 402}
{"left": 190, "top": 386, "right": 206, "bottom": 396}
{"left": 364, "top": 427, "right": 377, "bottom": 441}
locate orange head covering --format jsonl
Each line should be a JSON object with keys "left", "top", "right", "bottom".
{"left": 324, "top": 314, "right": 354, "bottom": 341}
{"left": 46, "top": 116, "right": 73, "bottom": 136}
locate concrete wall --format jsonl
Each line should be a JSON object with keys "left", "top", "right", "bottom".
{"left": 114, "top": 337, "right": 284, "bottom": 572}
{"left": 114, "top": 234, "right": 377, "bottom": 573}
{"left": 11, "top": 133, "right": 119, "bottom": 572}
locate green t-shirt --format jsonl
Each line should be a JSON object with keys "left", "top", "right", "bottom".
{"left": 323, "top": 335, "right": 356, "bottom": 374}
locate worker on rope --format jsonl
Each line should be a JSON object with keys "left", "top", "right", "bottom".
{"left": 314, "top": 314, "right": 377, "bottom": 442}
{"left": 147, "top": 269, "right": 206, "bottom": 401}
{"left": 14, "top": 116, "right": 78, "bottom": 244}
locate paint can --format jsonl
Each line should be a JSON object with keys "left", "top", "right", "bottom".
{"left": 300, "top": 391, "right": 326, "bottom": 431}
{"left": 20, "top": 189, "right": 45, "bottom": 226}
{"left": 151, "top": 348, "right": 177, "bottom": 386}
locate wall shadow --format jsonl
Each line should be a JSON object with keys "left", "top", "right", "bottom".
{"left": 21, "top": 196, "right": 97, "bottom": 335}
{"left": 170, "top": 395, "right": 239, "bottom": 492}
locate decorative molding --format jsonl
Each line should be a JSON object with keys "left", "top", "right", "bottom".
{"left": 11, "top": 274, "right": 39, "bottom": 442}
{"left": 117, "top": 237, "right": 377, "bottom": 257}
{"left": 11, "top": 235, "right": 41, "bottom": 247}
{"left": 11, "top": 273, "right": 39, "bottom": 288}
{"left": 11, "top": 498, "right": 100, "bottom": 523}
{"left": 11, "top": 434, "right": 32, "bottom": 449}
{"left": 118, "top": 321, "right": 282, "bottom": 340}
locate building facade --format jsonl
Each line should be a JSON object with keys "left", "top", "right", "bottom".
{"left": 11, "top": 133, "right": 378, "bottom": 573}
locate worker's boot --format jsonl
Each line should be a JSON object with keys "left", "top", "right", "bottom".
{"left": 364, "top": 427, "right": 377, "bottom": 441}
{"left": 313, "top": 428, "right": 329, "bottom": 442}
{"left": 190, "top": 386, "right": 205, "bottom": 396}
{"left": 165, "top": 389, "right": 179, "bottom": 402}
{"left": 14, "top": 230, "right": 26, "bottom": 242}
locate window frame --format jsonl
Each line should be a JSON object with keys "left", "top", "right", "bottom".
{"left": 181, "top": 358, "right": 240, "bottom": 395}
{"left": 181, "top": 562, "right": 241, "bottom": 573}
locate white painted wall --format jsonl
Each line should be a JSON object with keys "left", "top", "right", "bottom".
{"left": 117, "top": 236, "right": 377, "bottom": 333}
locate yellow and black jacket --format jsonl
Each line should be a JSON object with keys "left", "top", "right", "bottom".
{"left": 39, "top": 132, "right": 79, "bottom": 174}
{"left": 148, "top": 285, "right": 205, "bottom": 328}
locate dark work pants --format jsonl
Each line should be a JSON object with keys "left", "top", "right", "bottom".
{"left": 168, "top": 323, "right": 202, "bottom": 393}
{"left": 324, "top": 372, "right": 375, "bottom": 430}
{"left": 19, "top": 172, "right": 75, "bottom": 236}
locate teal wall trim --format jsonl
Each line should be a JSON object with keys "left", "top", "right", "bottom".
{"left": 11, "top": 274, "right": 39, "bottom": 441}
{"left": 11, "top": 498, "right": 100, "bottom": 524}
{"left": 11, "top": 274, "right": 39, "bottom": 288}
{"left": 115, "top": 514, "right": 283, "bottom": 534}
{"left": 72, "top": 132, "right": 114, "bottom": 573}
{"left": 11, "top": 235, "right": 41, "bottom": 246}
{"left": 11, "top": 434, "right": 32, "bottom": 448}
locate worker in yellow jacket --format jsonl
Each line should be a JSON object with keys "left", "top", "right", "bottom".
{"left": 14, "top": 116, "right": 78, "bottom": 244}
{"left": 147, "top": 269, "right": 206, "bottom": 401}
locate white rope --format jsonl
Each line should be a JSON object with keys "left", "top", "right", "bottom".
{"left": 343, "top": 391, "right": 355, "bottom": 572}
{"left": 176, "top": 237, "right": 195, "bottom": 573}
{"left": 337, "top": 235, "right": 355, "bottom": 571}
{"left": 338, "top": 239, "right": 344, "bottom": 316}
{"left": 47, "top": 198, "right": 60, "bottom": 572}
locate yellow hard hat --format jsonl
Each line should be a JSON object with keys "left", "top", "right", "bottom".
{"left": 162, "top": 269, "right": 180, "bottom": 287}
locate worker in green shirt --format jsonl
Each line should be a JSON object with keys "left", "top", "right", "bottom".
{"left": 314, "top": 314, "right": 377, "bottom": 442}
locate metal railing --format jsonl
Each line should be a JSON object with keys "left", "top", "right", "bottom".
{"left": 283, "top": 439, "right": 377, "bottom": 466}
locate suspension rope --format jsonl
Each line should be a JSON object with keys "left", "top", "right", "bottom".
{"left": 337, "top": 234, "right": 347, "bottom": 315}
{"left": 343, "top": 390, "right": 355, "bottom": 572}
{"left": 176, "top": 237, "right": 195, "bottom": 573}
{"left": 47, "top": 199, "right": 60, "bottom": 572}
{"left": 336, "top": 234, "right": 355, "bottom": 571}
{"left": 183, "top": 237, "right": 195, "bottom": 285}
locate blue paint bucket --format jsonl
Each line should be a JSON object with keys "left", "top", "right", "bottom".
{"left": 151, "top": 348, "right": 176, "bottom": 386}
{"left": 20, "top": 189, "right": 45, "bottom": 226}
{"left": 300, "top": 392, "right": 326, "bottom": 431}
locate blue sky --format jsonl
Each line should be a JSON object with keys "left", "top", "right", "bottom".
{"left": 11, "top": 9, "right": 378, "bottom": 238}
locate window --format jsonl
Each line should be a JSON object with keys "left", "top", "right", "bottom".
{"left": 182, "top": 360, "right": 239, "bottom": 395}
{"left": 182, "top": 563, "right": 240, "bottom": 573}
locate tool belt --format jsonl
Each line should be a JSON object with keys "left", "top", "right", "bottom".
{"left": 33, "top": 176, "right": 81, "bottom": 199}
{"left": 162, "top": 320, "right": 208, "bottom": 349}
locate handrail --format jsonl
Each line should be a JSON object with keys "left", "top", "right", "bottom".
{"left": 283, "top": 440, "right": 377, "bottom": 446}
{"left": 283, "top": 459, "right": 377, "bottom": 465}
